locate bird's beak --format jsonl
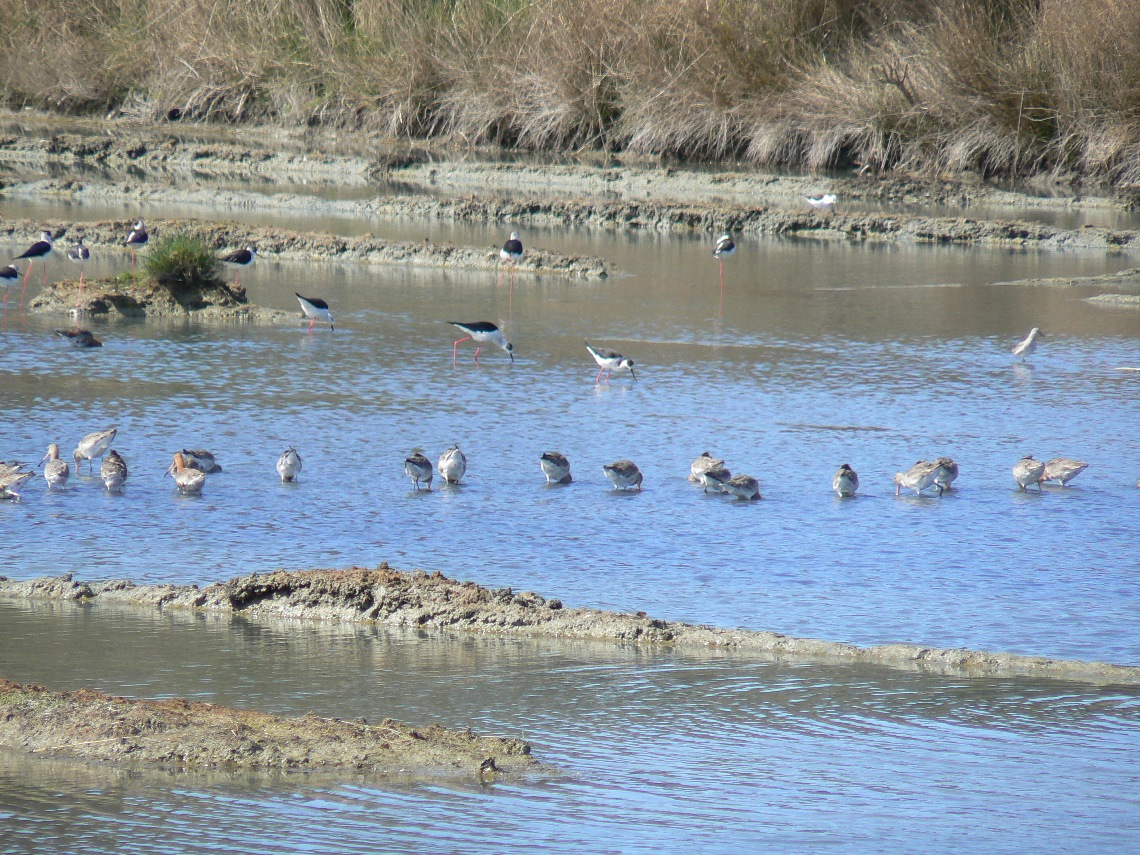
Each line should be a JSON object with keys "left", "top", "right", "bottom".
{"left": 509, "top": 351, "right": 514, "bottom": 363}
{"left": 164, "top": 463, "right": 173, "bottom": 478}
{"left": 630, "top": 367, "right": 636, "bottom": 382}
{"left": 39, "top": 453, "right": 48, "bottom": 465}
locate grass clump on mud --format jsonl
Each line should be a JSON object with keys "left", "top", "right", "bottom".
{"left": 143, "top": 230, "right": 222, "bottom": 288}
{"left": 4, "top": 1, "right": 1140, "bottom": 186}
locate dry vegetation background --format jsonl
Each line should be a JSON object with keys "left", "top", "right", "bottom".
{"left": 2, "top": 0, "right": 1139, "bottom": 184}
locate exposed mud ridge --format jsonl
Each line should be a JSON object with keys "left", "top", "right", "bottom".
{"left": 0, "top": 213, "right": 615, "bottom": 281}
{"left": 0, "top": 678, "right": 536, "bottom": 778}
{"left": 1, "top": 567, "right": 1135, "bottom": 685}
{"left": 29, "top": 275, "right": 288, "bottom": 321}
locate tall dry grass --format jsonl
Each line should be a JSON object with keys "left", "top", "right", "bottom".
{"left": 2, "top": 0, "right": 1140, "bottom": 184}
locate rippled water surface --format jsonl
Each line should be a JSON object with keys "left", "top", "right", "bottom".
{"left": 2, "top": 186, "right": 1139, "bottom": 851}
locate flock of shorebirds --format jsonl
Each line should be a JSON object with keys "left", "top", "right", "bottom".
{"left": 0, "top": 424, "right": 1102, "bottom": 503}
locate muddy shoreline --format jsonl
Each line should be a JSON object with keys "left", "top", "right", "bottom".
{"left": 2, "top": 567, "right": 1135, "bottom": 685}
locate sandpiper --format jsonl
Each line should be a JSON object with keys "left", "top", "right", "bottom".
{"left": 722, "top": 474, "right": 761, "bottom": 500}
{"left": 894, "top": 460, "right": 944, "bottom": 497}
{"left": 221, "top": 247, "right": 256, "bottom": 285}
{"left": 276, "top": 446, "right": 302, "bottom": 482}
{"left": 933, "top": 457, "right": 959, "bottom": 492}
{"left": 438, "top": 445, "right": 467, "bottom": 485}
{"left": 585, "top": 342, "right": 635, "bottom": 383}
{"left": 449, "top": 321, "right": 513, "bottom": 364}
{"left": 0, "top": 469, "right": 34, "bottom": 501}
{"left": 295, "top": 293, "right": 334, "bottom": 332}
{"left": 1012, "top": 455, "right": 1046, "bottom": 491}
{"left": 602, "top": 459, "right": 643, "bottom": 491}
{"left": 833, "top": 463, "right": 859, "bottom": 497}
{"left": 180, "top": 449, "right": 222, "bottom": 473}
{"left": 497, "top": 232, "right": 524, "bottom": 289}
{"left": 126, "top": 220, "right": 148, "bottom": 271}
{"left": 73, "top": 428, "right": 117, "bottom": 473}
{"left": 100, "top": 449, "right": 128, "bottom": 492}
{"left": 1012, "top": 328, "right": 1042, "bottom": 361}
{"left": 1042, "top": 457, "right": 1088, "bottom": 487}
{"left": 539, "top": 451, "right": 572, "bottom": 484}
{"left": 166, "top": 453, "right": 206, "bottom": 494}
{"left": 40, "top": 444, "right": 70, "bottom": 490}
{"left": 405, "top": 449, "right": 434, "bottom": 491}
{"left": 54, "top": 327, "right": 103, "bottom": 348}
{"left": 699, "top": 464, "right": 732, "bottom": 493}
{"left": 689, "top": 452, "right": 725, "bottom": 483}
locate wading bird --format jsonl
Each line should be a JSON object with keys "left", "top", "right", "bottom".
{"left": 296, "top": 293, "right": 334, "bottom": 332}
{"left": 833, "top": 463, "right": 859, "bottom": 497}
{"left": 67, "top": 237, "right": 90, "bottom": 307}
{"left": 539, "top": 451, "right": 572, "bottom": 485}
{"left": 449, "top": 321, "right": 513, "bottom": 364}
{"left": 1012, "top": 456, "right": 1046, "bottom": 492}
{"left": 602, "top": 459, "right": 643, "bottom": 491}
{"left": 14, "top": 230, "right": 53, "bottom": 298}
{"left": 585, "top": 342, "right": 635, "bottom": 383}
{"left": 276, "top": 446, "right": 302, "bottom": 482}
{"left": 438, "top": 445, "right": 467, "bottom": 485}
{"left": 73, "top": 428, "right": 117, "bottom": 473}
{"left": 404, "top": 449, "right": 433, "bottom": 491}
{"left": 126, "top": 220, "right": 148, "bottom": 271}
{"left": 1012, "top": 328, "right": 1042, "bottom": 361}
{"left": 221, "top": 246, "right": 256, "bottom": 285}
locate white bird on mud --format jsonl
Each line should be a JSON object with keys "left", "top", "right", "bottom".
{"left": 1042, "top": 457, "right": 1088, "bottom": 487}
{"left": 539, "top": 451, "right": 572, "bottom": 484}
{"left": 1012, "top": 456, "right": 1046, "bottom": 491}
{"left": 166, "top": 452, "right": 206, "bottom": 494}
{"left": 833, "top": 463, "right": 859, "bottom": 497}
{"left": 100, "top": 449, "right": 128, "bottom": 492}
{"left": 276, "top": 446, "right": 302, "bottom": 482}
{"left": 405, "top": 449, "right": 434, "bottom": 491}
{"left": 438, "top": 445, "right": 467, "bottom": 485}
{"left": 1012, "top": 328, "right": 1042, "bottom": 361}
{"left": 689, "top": 452, "right": 725, "bottom": 483}
{"left": 805, "top": 194, "right": 837, "bottom": 211}
{"left": 722, "top": 473, "right": 761, "bottom": 500}
{"left": 585, "top": 342, "right": 635, "bottom": 383}
{"left": 602, "top": 459, "right": 643, "bottom": 491}
{"left": 894, "top": 460, "right": 944, "bottom": 497}
{"left": 73, "top": 427, "right": 117, "bottom": 473}
{"left": 40, "top": 444, "right": 70, "bottom": 490}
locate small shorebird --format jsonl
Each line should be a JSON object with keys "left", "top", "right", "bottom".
{"left": 276, "top": 446, "right": 302, "bottom": 482}
{"left": 222, "top": 247, "right": 256, "bottom": 285}
{"left": 449, "top": 321, "right": 513, "bottom": 364}
{"left": 833, "top": 463, "right": 859, "bottom": 497}
{"left": 1042, "top": 457, "right": 1089, "bottom": 487}
{"left": 933, "top": 457, "right": 959, "bottom": 492}
{"left": 40, "top": 444, "right": 70, "bottom": 490}
{"left": 699, "top": 464, "right": 732, "bottom": 493}
{"left": 722, "top": 473, "right": 761, "bottom": 500}
{"left": 0, "top": 469, "right": 34, "bottom": 501}
{"left": 67, "top": 237, "right": 90, "bottom": 306}
{"left": 539, "top": 451, "right": 572, "bottom": 484}
{"left": 73, "top": 428, "right": 117, "bottom": 473}
{"left": 126, "top": 220, "right": 148, "bottom": 271}
{"left": 180, "top": 449, "right": 222, "bottom": 473}
{"left": 0, "top": 264, "right": 19, "bottom": 306}
{"left": 54, "top": 327, "right": 103, "bottom": 348}
{"left": 438, "top": 445, "right": 467, "bottom": 485}
{"left": 295, "top": 293, "right": 334, "bottom": 332}
{"left": 497, "top": 232, "right": 523, "bottom": 289}
{"left": 1012, "top": 455, "right": 1046, "bottom": 491}
{"left": 100, "top": 449, "right": 128, "bottom": 492}
{"left": 602, "top": 459, "right": 643, "bottom": 491}
{"left": 689, "top": 452, "right": 725, "bottom": 483}
{"left": 166, "top": 452, "right": 206, "bottom": 494}
{"left": 805, "top": 194, "right": 837, "bottom": 211}
{"left": 585, "top": 342, "right": 635, "bottom": 383}
{"left": 404, "top": 449, "right": 434, "bottom": 491}
{"left": 14, "top": 230, "right": 53, "bottom": 298}
{"left": 1012, "top": 327, "right": 1042, "bottom": 361}
{"left": 894, "top": 460, "right": 944, "bottom": 497}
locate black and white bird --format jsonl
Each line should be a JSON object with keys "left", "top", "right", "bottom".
{"left": 14, "top": 230, "right": 53, "bottom": 292}
{"left": 585, "top": 342, "right": 635, "bottom": 383}
{"left": 54, "top": 327, "right": 103, "bottom": 348}
{"left": 221, "top": 246, "right": 256, "bottom": 285}
{"left": 539, "top": 451, "right": 572, "bottom": 485}
{"left": 449, "top": 321, "right": 513, "bottom": 363}
{"left": 0, "top": 264, "right": 20, "bottom": 307}
{"left": 126, "top": 220, "right": 148, "bottom": 271}
{"left": 713, "top": 232, "right": 735, "bottom": 293}
{"left": 805, "top": 193, "right": 838, "bottom": 211}
{"left": 296, "top": 293, "right": 334, "bottom": 332}
{"left": 67, "top": 237, "right": 91, "bottom": 306}
{"left": 497, "top": 232, "right": 523, "bottom": 289}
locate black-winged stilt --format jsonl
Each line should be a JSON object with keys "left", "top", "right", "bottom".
{"left": 713, "top": 231, "right": 735, "bottom": 290}
{"left": 126, "top": 220, "right": 147, "bottom": 271}
{"left": 221, "top": 246, "right": 256, "bottom": 285}
{"left": 14, "top": 230, "right": 54, "bottom": 298}
{"left": 448, "top": 321, "right": 514, "bottom": 364}
{"left": 295, "top": 293, "right": 334, "bottom": 332}
{"left": 67, "top": 237, "right": 91, "bottom": 307}
{"left": 805, "top": 194, "right": 837, "bottom": 212}
{"left": 585, "top": 342, "right": 636, "bottom": 383}
{"left": 0, "top": 264, "right": 18, "bottom": 307}
{"left": 497, "top": 232, "right": 523, "bottom": 288}
{"left": 54, "top": 327, "right": 103, "bottom": 348}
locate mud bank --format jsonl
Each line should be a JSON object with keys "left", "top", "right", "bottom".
{"left": 1, "top": 567, "right": 1135, "bottom": 685}
{"left": 29, "top": 275, "right": 289, "bottom": 321}
{"left": 0, "top": 678, "right": 535, "bottom": 777}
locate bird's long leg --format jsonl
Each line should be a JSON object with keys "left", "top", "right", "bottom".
{"left": 21, "top": 262, "right": 33, "bottom": 287}
{"left": 595, "top": 366, "right": 604, "bottom": 383}
{"left": 76, "top": 268, "right": 84, "bottom": 308}
{"left": 307, "top": 317, "right": 316, "bottom": 332}
{"left": 496, "top": 263, "right": 506, "bottom": 288}
{"left": 453, "top": 335, "right": 472, "bottom": 365}
{"left": 473, "top": 345, "right": 483, "bottom": 362}
{"left": 41, "top": 264, "right": 46, "bottom": 287}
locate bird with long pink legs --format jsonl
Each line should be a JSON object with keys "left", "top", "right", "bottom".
{"left": 295, "top": 293, "right": 334, "bottom": 332}
{"left": 449, "top": 321, "right": 513, "bottom": 365}
{"left": 126, "top": 220, "right": 147, "bottom": 272}
{"left": 221, "top": 246, "right": 256, "bottom": 285}
{"left": 0, "top": 265, "right": 18, "bottom": 309}
{"left": 497, "top": 232, "right": 523, "bottom": 289}
{"left": 713, "top": 232, "right": 735, "bottom": 314}
{"left": 67, "top": 237, "right": 90, "bottom": 308}
{"left": 14, "top": 230, "right": 53, "bottom": 303}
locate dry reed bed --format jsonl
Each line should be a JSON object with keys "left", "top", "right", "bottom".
{"left": 2, "top": 1, "right": 1140, "bottom": 187}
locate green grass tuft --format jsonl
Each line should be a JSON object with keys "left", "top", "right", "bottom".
{"left": 142, "top": 231, "right": 222, "bottom": 288}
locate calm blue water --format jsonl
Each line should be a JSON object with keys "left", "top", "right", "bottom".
{"left": 1, "top": 192, "right": 1139, "bottom": 852}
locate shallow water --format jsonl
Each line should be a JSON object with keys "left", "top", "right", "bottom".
{"left": 1, "top": 187, "right": 1139, "bottom": 851}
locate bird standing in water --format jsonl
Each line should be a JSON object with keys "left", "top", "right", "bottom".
{"left": 126, "top": 221, "right": 148, "bottom": 272}
{"left": 67, "top": 237, "right": 91, "bottom": 307}
{"left": 449, "top": 321, "right": 513, "bottom": 364}
{"left": 1012, "top": 328, "right": 1042, "bottom": 361}
{"left": 296, "top": 293, "right": 334, "bottom": 332}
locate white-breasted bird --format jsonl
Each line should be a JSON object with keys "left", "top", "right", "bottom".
{"left": 221, "top": 246, "right": 256, "bottom": 285}
{"left": 449, "top": 321, "right": 513, "bottom": 364}
{"left": 276, "top": 446, "right": 302, "bottom": 482}
{"left": 40, "top": 444, "right": 70, "bottom": 490}
{"left": 699, "top": 464, "right": 732, "bottom": 493}
{"left": 73, "top": 427, "right": 117, "bottom": 473}
{"left": 497, "top": 232, "right": 524, "bottom": 289}
{"left": 1012, "top": 456, "right": 1046, "bottom": 491}
{"left": 805, "top": 194, "right": 837, "bottom": 211}
{"left": 1012, "top": 328, "right": 1042, "bottom": 361}
{"left": 689, "top": 451, "right": 725, "bottom": 483}
{"left": 0, "top": 469, "right": 35, "bottom": 501}
{"left": 166, "top": 452, "right": 206, "bottom": 494}
{"left": 539, "top": 451, "right": 572, "bottom": 485}
{"left": 296, "top": 293, "right": 334, "bottom": 332}
{"left": 585, "top": 342, "right": 635, "bottom": 383}
{"left": 602, "top": 459, "right": 643, "bottom": 491}
{"left": 438, "top": 445, "right": 467, "bottom": 485}
{"left": 126, "top": 220, "right": 147, "bottom": 271}
{"left": 894, "top": 460, "right": 944, "bottom": 497}
{"left": 833, "top": 463, "right": 859, "bottom": 497}
{"left": 14, "top": 230, "right": 53, "bottom": 295}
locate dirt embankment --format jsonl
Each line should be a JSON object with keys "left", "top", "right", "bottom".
{"left": 2, "top": 567, "right": 1136, "bottom": 685}
{"left": 0, "top": 678, "right": 535, "bottom": 778}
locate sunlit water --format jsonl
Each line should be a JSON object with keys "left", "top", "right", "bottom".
{"left": 1, "top": 188, "right": 1139, "bottom": 852}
